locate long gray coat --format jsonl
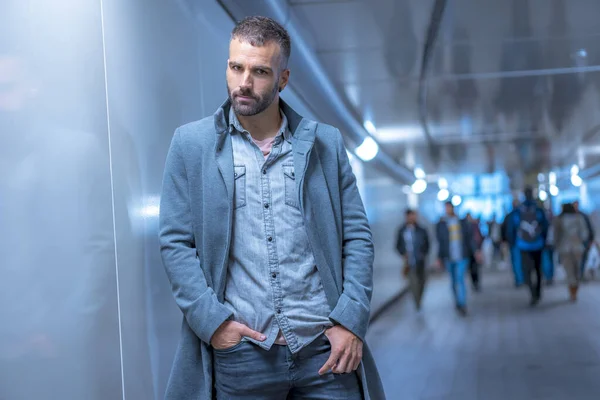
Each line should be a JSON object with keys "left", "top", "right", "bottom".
{"left": 159, "top": 98, "right": 385, "bottom": 400}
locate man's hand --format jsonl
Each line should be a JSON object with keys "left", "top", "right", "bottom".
{"left": 210, "top": 321, "right": 266, "bottom": 350}
{"left": 319, "top": 325, "right": 363, "bottom": 375}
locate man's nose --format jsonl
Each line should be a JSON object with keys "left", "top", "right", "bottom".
{"left": 240, "top": 71, "right": 253, "bottom": 88}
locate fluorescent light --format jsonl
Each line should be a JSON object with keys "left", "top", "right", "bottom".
{"left": 571, "top": 174, "right": 583, "bottom": 187}
{"left": 412, "top": 179, "right": 427, "bottom": 194}
{"left": 372, "top": 126, "right": 423, "bottom": 143}
{"left": 571, "top": 164, "right": 580, "bottom": 176}
{"left": 363, "top": 120, "right": 377, "bottom": 135}
{"left": 438, "top": 177, "right": 448, "bottom": 189}
{"left": 550, "top": 185, "right": 559, "bottom": 196}
{"left": 355, "top": 137, "right": 379, "bottom": 161}
{"left": 539, "top": 190, "right": 548, "bottom": 202}
{"left": 549, "top": 172, "right": 557, "bottom": 185}
{"left": 451, "top": 195, "right": 462, "bottom": 206}
{"left": 414, "top": 167, "right": 426, "bottom": 179}
{"left": 437, "top": 189, "right": 449, "bottom": 201}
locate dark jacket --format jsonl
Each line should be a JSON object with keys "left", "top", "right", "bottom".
{"left": 436, "top": 217, "right": 476, "bottom": 261}
{"left": 508, "top": 200, "right": 548, "bottom": 251}
{"left": 396, "top": 223, "right": 430, "bottom": 265}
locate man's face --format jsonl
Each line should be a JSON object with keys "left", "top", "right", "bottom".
{"left": 226, "top": 38, "right": 289, "bottom": 117}
{"left": 445, "top": 203, "right": 454, "bottom": 216}
{"left": 573, "top": 201, "right": 580, "bottom": 212}
{"left": 407, "top": 212, "right": 417, "bottom": 225}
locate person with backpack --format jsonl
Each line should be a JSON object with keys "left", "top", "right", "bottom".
{"left": 509, "top": 187, "right": 549, "bottom": 306}
{"left": 553, "top": 202, "right": 589, "bottom": 302}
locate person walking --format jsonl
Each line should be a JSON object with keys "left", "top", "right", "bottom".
{"left": 510, "top": 187, "right": 548, "bottom": 306}
{"left": 436, "top": 202, "right": 477, "bottom": 316}
{"left": 396, "top": 209, "right": 430, "bottom": 311}
{"left": 554, "top": 202, "right": 590, "bottom": 302}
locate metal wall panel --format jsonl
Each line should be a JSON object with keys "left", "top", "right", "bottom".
{"left": 0, "top": 1, "right": 122, "bottom": 399}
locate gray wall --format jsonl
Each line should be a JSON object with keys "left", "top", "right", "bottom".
{"left": 0, "top": 1, "right": 383, "bottom": 399}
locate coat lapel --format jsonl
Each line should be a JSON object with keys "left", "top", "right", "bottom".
{"left": 291, "top": 120, "right": 316, "bottom": 210}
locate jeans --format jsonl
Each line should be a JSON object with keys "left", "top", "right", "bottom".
{"left": 522, "top": 250, "right": 543, "bottom": 300}
{"left": 408, "top": 264, "right": 427, "bottom": 309}
{"left": 510, "top": 246, "right": 524, "bottom": 286}
{"left": 213, "top": 334, "right": 363, "bottom": 400}
{"left": 446, "top": 259, "right": 469, "bottom": 307}
{"left": 542, "top": 249, "right": 554, "bottom": 281}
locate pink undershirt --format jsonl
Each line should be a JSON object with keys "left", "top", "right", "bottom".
{"left": 252, "top": 136, "right": 276, "bottom": 159}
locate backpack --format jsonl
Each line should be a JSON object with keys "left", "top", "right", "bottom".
{"left": 518, "top": 204, "right": 542, "bottom": 244}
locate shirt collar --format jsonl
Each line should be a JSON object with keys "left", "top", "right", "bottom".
{"left": 229, "top": 106, "right": 291, "bottom": 143}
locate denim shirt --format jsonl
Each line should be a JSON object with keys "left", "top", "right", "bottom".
{"left": 224, "top": 108, "right": 332, "bottom": 354}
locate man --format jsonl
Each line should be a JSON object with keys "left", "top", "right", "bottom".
{"left": 466, "top": 213, "right": 483, "bottom": 292}
{"left": 159, "top": 16, "right": 384, "bottom": 400}
{"left": 573, "top": 200, "right": 594, "bottom": 279}
{"left": 503, "top": 198, "right": 524, "bottom": 287}
{"left": 396, "top": 209, "right": 430, "bottom": 311}
{"left": 436, "top": 202, "right": 477, "bottom": 316}
{"left": 510, "top": 187, "right": 548, "bottom": 306}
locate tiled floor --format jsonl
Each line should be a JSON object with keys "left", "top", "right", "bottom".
{"left": 366, "top": 270, "right": 600, "bottom": 400}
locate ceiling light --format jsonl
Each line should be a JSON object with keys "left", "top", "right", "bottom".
{"left": 412, "top": 179, "right": 427, "bottom": 194}
{"left": 451, "top": 195, "right": 462, "bottom": 206}
{"left": 363, "top": 120, "right": 377, "bottom": 135}
{"left": 539, "top": 190, "right": 548, "bottom": 202}
{"left": 549, "top": 172, "right": 557, "bottom": 185}
{"left": 438, "top": 177, "right": 448, "bottom": 189}
{"left": 550, "top": 185, "right": 559, "bottom": 196}
{"left": 571, "top": 164, "right": 580, "bottom": 176}
{"left": 571, "top": 174, "right": 583, "bottom": 187}
{"left": 437, "top": 189, "right": 449, "bottom": 201}
{"left": 355, "top": 137, "right": 379, "bottom": 161}
{"left": 414, "top": 167, "right": 426, "bottom": 179}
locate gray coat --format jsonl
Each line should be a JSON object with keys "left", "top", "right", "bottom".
{"left": 554, "top": 213, "right": 589, "bottom": 255}
{"left": 159, "top": 98, "right": 385, "bottom": 400}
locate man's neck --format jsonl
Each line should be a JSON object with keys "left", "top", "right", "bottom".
{"left": 236, "top": 98, "right": 282, "bottom": 141}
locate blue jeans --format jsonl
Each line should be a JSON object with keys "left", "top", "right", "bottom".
{"left": 213, "top": 334, "right": 362, "bottom": 399}
{"left": 542, "top": 249, "right": 554, "bottom": 280}
{"left": 446, "top": 259, "right": 469, "bottom": 307}
{"left": 510, "top": 246, "right": 524, "bottom": 285}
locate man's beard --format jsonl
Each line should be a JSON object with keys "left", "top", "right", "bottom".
{"left": 227, "top": 81, "right": 279, "bottom": 117}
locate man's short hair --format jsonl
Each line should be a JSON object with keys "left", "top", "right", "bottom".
{"left": 524, "top": 186, "right": 534, "bottom": 200}
{"left": 405, "top": 208, "right": 415, "bottom": 216}
{"left": 231, "top": 16, "right": 291, "bottom": 69}
{"left": 445, "top": 201, "right": 454, "bottom": 208}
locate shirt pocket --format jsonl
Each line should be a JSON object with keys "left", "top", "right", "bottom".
{"left": 234, "top": 165, "right": 247, "bottom": 209}
{"left": 282, "top": 164, "right": 299, "bottom": 210}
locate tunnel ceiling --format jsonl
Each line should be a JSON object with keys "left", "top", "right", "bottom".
{"left": 289, "top": 0, "right": 600, "bottom": 181}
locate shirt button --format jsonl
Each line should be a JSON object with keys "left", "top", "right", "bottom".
{"left": 234, "top": 172, "right": 238, "bottom": 178}
{"left": 272, "top": 273, "right": 277, "bottom": 278}
{"left": 277, "top": 309, "right": 282, "bottom": 314}
{"left": 268, "top": 236, "right": 273, "bottom": 242}
{"left": 264, "top": 203, "right": 269, "bottom": 209}
{"left": 263, "top": 169, "right": 267, "bottom": 175}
